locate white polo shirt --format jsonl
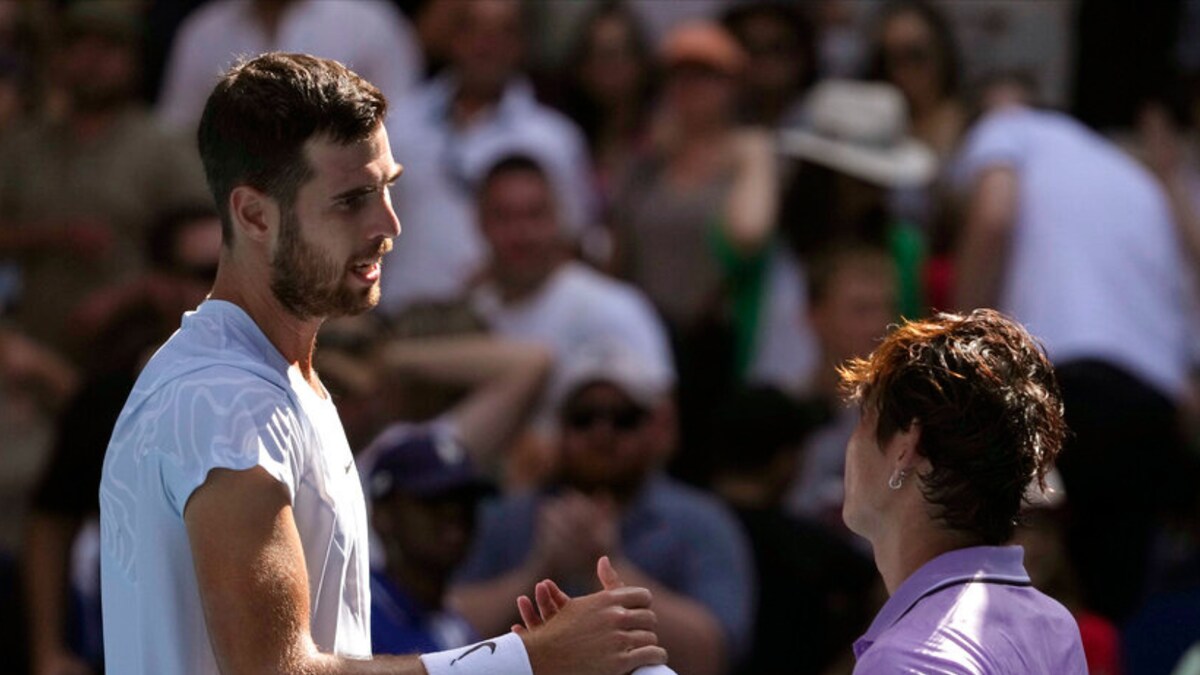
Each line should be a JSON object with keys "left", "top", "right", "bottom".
{"left": 99, "top": 300, "right": 371, "bottom": 674}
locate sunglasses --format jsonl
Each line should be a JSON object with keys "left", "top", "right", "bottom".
{"left": 562, "top": 405, "right": 647, "bottom": 432}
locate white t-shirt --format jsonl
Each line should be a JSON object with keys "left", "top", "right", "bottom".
{"left": 99, "top": 300, "right": 371, "bottom": 674}
{"left": 472, "top": 262, "right": 675, "bottom": 405}
{"left": 952, "top": 107, "right": 1191, "bottom": 399}
{"left": 158, "top": 0, "right": 422, "bottom": 133}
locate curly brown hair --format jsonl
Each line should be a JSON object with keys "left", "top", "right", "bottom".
{"left": 839, "top": 309, "right": 1066, "bottom": 544}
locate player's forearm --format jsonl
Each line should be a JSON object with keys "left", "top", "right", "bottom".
{"left": 300, "top": 651, "right": 428, "bottom": 674}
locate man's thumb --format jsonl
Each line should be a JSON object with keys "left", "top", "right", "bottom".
{"left": 597, "top": 555, "right": 624, "bottom": 590}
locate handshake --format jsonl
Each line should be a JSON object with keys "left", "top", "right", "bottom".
{"left": 422, "top": 557, "right": 677, "bottom": 675}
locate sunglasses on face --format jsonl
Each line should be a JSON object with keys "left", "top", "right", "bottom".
{"left": 562, "top": 404, "right": 647, "bottom": 432}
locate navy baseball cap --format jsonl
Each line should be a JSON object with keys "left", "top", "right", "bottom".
{"left": 366, "top": 427, "right": 492, "bottom": 501}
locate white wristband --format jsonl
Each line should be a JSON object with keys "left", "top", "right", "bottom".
{"left": 420, "top": 632, "right": 533, "bottom": 675}
{"left": 632, "top": 667, "right": 678, "bottom": 675}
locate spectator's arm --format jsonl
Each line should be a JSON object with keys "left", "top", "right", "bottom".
{"left": 952, "top": 166, "right": 1018, "bottom": 310}
{"left": 377, "top": 338, "right": 552, "bottom": 462}
{"left": 0, "top": 328, "right": 79, "bottom": 410}
{"left": 23, "top": 511, "right": 90, "bottom": 675}
{"left": 721, "top": 129, "right": 779, "bottom": 257}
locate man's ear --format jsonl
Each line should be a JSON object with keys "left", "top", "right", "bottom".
{"left": 890, "top": 419, "right": 923, "bottom": 472}
{"left": 228, "top": 185, "right": 279, "bottom": 245}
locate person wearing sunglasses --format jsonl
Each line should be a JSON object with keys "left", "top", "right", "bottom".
{"left": 452, "top": 340, "right": 755, "bottom": 675}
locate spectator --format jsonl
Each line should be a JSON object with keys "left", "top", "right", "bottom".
{"left": 364, "top": 433, "right": 491, "bottom": 656}
{"left": 469, "top": 154, "right": 675, "bottom": 422}
{"left": 451, "top": 341, "right": 755, "bottom": 675}
{"left": 0, "top": 3, "right": 208, "bottom": 360}
{"left": 866, "top": 0, "right": 966, "bottom": 160}
{"left": 951, "top": 92, "right": 1195, "bottom": 621}
{"left": 710, "top": 386, "right": 876, "bottom": 675}
{"left": 380, "top": 0, "right": 594, "bottom": 313}
{"left": 721, "top": 2, "right": 817, "bottom": 128}
{"left": 157, "top": 0, "right": 421, "bottom": 133}
{"left": 782, "top": 245, "right": 897, "bottom": 537}
{"left": 560, "top": 1, "right": 656, "bottom": 227}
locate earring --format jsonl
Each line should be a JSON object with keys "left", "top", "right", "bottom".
{"left": 888, "top": 469, "right": 906, "bottom": 490}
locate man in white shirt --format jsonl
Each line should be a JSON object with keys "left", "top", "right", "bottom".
{"left": 100, "top": 52, "right": 669, "bottom": 675}
{"left": 158, "top": 0, "right": 422, "bottom": 133}
{"left": 469, "top": 154, "right": 675, "bottom": 420}
{"left": 380, "top": 0, "right": 594, "bottom": 312}
{"left": 952, "top": 87, "right": 1194, "bottom": 620}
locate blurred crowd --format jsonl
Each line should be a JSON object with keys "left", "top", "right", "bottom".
{"left": 1, "top": 1, "right": 1200, "bottom": 674}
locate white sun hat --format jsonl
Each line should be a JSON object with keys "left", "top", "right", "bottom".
{"left": 779, "top": 80, "right": 938, "bottom": 188}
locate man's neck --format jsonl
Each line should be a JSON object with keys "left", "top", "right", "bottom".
{"left": 209, "top": 256, "right": 324, "bottom": 391}
{"left": 451, "top": 84, "right": 505, "bottom": 128}
{"left": 388, "top": 558, "right": 447, "bottom": 611}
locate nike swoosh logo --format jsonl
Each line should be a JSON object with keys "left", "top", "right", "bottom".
{"left": 344, "top": 460, "right": 354, "bottom": 474}
{"left": 450, "top": 641, "right": 497, "bottom": 665}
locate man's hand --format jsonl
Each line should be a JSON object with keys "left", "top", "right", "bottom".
{"left": 530, "top": 493, "right": 618, "bottom": 585}
{"left": 515, "top": 557, "right": 667, "bottom": 675}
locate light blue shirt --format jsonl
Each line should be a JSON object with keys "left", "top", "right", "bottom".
{"left": 99, "top": 300, "right": 371, "bottom": 674}
{"left": 854, "top": 546, "right": 1086, "bottom": 674}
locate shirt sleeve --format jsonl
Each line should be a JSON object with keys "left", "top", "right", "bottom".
{"left": 950, "top": 111, "right": 1028, "bottom": 190}
{"left": 153, "top": 367, "right": 304, "bottom": 516}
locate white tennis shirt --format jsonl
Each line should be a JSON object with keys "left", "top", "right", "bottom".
{"left": 99, "top": 300, "right": 371, "bottom": 674}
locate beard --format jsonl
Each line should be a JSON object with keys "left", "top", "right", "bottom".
{"left": 270, "top": 208, "right": 388, "bottom": 320}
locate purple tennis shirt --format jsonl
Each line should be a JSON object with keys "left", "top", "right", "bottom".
{"left": 853, "top": 546, "right": 1087, "bottom": 674}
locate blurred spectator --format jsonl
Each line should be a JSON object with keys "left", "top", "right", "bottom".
{"left": 157, "top": 0, "right": 421, "bottom": 133}
{"left": 0, "top": 4, "right": 208, "bottom": 360}
{"left": 380, "top": 0, "right": 594, "bottom": 313}
{"left": 1013, "top": 482, "right": 1124, "bottom": 675}
{"left": 363, "top": 432, "right": 491, "bottom": 655}
{"left": 710, "top": 386, "right": 875, "bottom": 675}
{"left": 451, "top": 340, "right": 755, "bottom": 675}
{"left": 469, "top": 154, "right": 674, "bottom": 421}
{"left": 560, "top": 1, "right": 656, "bottom": 225}
{"left": 782, "top": 245, "right": 897, "bottom": 537}
{"left": 611, "top": 21, "right": 776, "bottom": 481}
{"left": 721, "top": 2, "right": 816, "bottom": 128}
{"left": 951, "top": 93, "right": 1196, "bottom": 621}
{"left": 22, "top": 207, "right": 222, "bottom": 675}
{"left": 777, "top": 80, "right": 935, "bottom": 319}
{"left": 866, "top": 0, "right": 966, "bottom": 161}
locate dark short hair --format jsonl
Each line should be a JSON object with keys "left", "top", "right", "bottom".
{"left": 867, "top": 0, "right": 962, "bottom": 100}
{"left": 197, "top": 52, "right": 387, "bottom": 243}
{"left": 839, "top": 309, "right": 1066, "bottom": 544}
{"left": 478, "top": 152, "right": 550, "bottom": 197}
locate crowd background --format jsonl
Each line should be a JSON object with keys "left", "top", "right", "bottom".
{"left": 1, "top": 1, "right": 1199, "bottom": 674}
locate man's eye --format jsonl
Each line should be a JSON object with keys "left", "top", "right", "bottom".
{"left": 338, "top": 194, "right": 368, "bottom": 211}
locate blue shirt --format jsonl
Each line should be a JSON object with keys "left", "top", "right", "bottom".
{"left": 371, "top": 570, "right": 478, "bottom": 656}
{"left": 454, "top": 475, "right": 756, "bottom": 657}
{"left": 853, "top": 546, "right": 1087, "bottom": 674}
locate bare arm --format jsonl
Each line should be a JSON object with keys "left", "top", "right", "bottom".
{"left": 378, "top": 338, "right": 551, "bottom": 461}
{"left": 185, "top": 466, "right": 428, "bottom": 675}
{"left": 953, "top": 167, "right": 1019, "bottom": 311}
{"left": 186, "top": 467, "right": 663, "bottom": 675}
{"left": 722, "top": 129, "right": 779, "bottom": 256}
{"left": 23, "top": 512, "right": 91, "bottom": 675}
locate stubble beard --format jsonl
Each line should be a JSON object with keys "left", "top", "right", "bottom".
{"left": 270, "top": 208, "right": 381, "bottom": 321}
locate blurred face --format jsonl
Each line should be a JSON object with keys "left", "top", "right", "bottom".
{"left": 375, "top": 493, "right": 478, "bottom": 573}
{"left": 559, "top": 382, "right": 653, "bottom": 495}
{"left": 453, "top": 0, "right": 522, "bottom": 96}
{"left": 842, "top": 406, "right": 893, "bottom": 540}
{"left": 270, "top": 125, "right": 402, "bottom": 320}
{"left": 580, "top": 15, "right": 643, "bottom": 103}
{"left": 879, "top": 11, "right": 942, "bottom": 109}
{"left": 59, "top": 33, "right": 136, "bottom": 111}
{"left": 479, "top": 169, "right": 561, "bottom": 292}
{"left": 736, "top": 13, "right": 805, "bottom": 99}
{"left": 664, "top": 63, "right": 737, "bottom": 130}
{"left": 811, "top": 265, "right": 896, "bottom": 366}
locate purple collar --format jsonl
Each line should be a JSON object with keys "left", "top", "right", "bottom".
{"left": 854, "top": 545, "right": 1032, "bottom": 658}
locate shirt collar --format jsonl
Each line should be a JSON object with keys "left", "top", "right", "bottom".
{"left": 854, "top": 545, "right": 1030, "bottom": 658}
